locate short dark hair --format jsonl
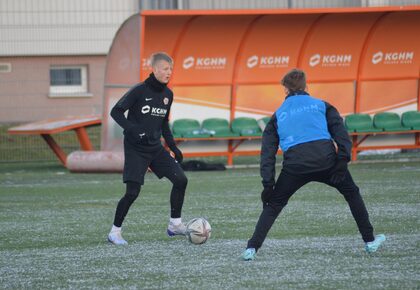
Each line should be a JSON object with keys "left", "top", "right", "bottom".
{"left": 281, "top": 69, "right": 306, "bottom": 92}
{"left": 150, "top": 52, "right": 173, "bottom": 67}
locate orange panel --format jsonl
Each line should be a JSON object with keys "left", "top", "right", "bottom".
{"left": 360, "top": 11, "right": 420, "bottom": 79}
{"left": 236, "top": 85, "right": 284, "bottom": 115}
{"left": 141, "top": 16, "right": 192, "bottom": 79}
{"left": 172, "top": 86, "right": 231, "bottom": 110}
{"left": 172, "top": 15, "right": 256, "bottom": 85}
{"left": 235, "top": 83, "right": 355, "bottom": 117}
{"left": 307, "top": 82, "right": 355, "bottom": 115}
{"left": 301, "top": 13, "right": 381, "bottom": 81}
{"left": 359, "top": 80, "right": 418, "bottom": 113}
{"left": 236, "top": 14, "right": 319, "bottom": 83}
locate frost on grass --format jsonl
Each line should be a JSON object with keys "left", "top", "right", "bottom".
{"left": 1, "top": 235, "right": 419, "bottom": 289}
{"left": 1, "top": 162, "right": 419, "bottom": 289}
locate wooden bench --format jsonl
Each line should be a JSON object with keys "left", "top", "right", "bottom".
{"left": 173, "top": 135, "right": 263, "bottom": 166}
{"left": 8, "top": 115, "right": 101, "bottom": 166}
{"left": 349, "top": 130, "right": 420, "bottom": 161}
{"left": 175, "top": 131, "right": 420, "bottom": 164}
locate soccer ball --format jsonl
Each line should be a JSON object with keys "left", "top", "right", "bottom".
{"left": 185, "top": 217, "right": 211, "bottom": 245}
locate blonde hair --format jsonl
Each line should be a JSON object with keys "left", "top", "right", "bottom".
{"left": 150, "top": 52, "right": 173, "bottom": 67}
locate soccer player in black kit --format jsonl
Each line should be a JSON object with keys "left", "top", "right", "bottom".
{"left": 108, "top": 52, "right": 188, "bottom": 245}
{"left": 242, "top": 69, "right": 386, "bottom": 260}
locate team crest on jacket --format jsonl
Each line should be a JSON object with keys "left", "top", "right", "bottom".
{"left": 163, "top": 97, "right": 169, "bottom": 105}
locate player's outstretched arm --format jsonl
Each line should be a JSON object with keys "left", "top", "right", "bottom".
{"left": 325, "top": 102, "right": 351, "bottom": 162}
{"left": 260, "top": 114, "right": 280, "bottom": 188}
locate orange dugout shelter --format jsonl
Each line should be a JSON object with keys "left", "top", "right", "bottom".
{"left": 90, "top": 6, "right": 420, "bottom": 169}
{"left": 103, "top": 6, "right": 420, "bottom": 150}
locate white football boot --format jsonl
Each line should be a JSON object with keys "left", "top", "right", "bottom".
{"left": 108, "top": 230, "right": 128, "bottom": 245}
{"left": 167, "top": 222, "right": 187, "bottom": 237}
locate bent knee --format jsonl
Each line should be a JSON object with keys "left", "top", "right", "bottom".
{"left": 174, "top": 175, "right": 188, "bottom": 189}
{"left": 125, "top": 182, "right": 141, "bottom": 201}
{"left": 339, "top": 185, "right": 360, "bottom": 199}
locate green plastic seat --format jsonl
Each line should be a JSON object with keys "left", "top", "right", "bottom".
{"left": 373, "top": 112, "right": 410, "bottom": 132}
{"left": 401, "top": 111, "right": 420, "bottom": 130}
{"left": 170, "top": 123, "right": 182, "bottom": 138}
{"left": 202, "top": 118, "right": 239, "bottom": 137}
{"left": 259, "top": 116, "right": 271, "bottom": 125}
{"left": 257, "top": 116, "right": 272, "bottom": 131}
{"left": 172, "top": 119, "right": 211, "bottom": 138}
{"left": 231, "top": 117, "right": 262, "bottom": 136}
{"left": 345, "top": 114, "right": 382, "bottom": 133}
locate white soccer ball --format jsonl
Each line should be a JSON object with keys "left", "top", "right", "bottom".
{"left": 186, "top": 217, "right": 212, "bottom": 245}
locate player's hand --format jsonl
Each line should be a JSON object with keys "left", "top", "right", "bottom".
{"left": 261, "top": 186, "right": 274, "bottom": 204}
{"left": 330, "top": 158, "right": 348, "bottom": 185}
{"left": 169, "top": 145, "right": 183, "bottom": 163}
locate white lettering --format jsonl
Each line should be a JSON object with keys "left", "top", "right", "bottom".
{"left": 290, "top": 104, "right": 321, "bottom": 115}
{"left": 196, "top": 57, "right": 226, "bottom": 66}
{"left": 405, "top": 52, "right": 414, "bottom": 60}
{"left": 322, "top": 54, "right": 351, "bottom": 64}
{"left": 151, "top": 107, "right": 167, "bottom": 115}
{"left": 384, "top": 52, "right": 414, "bottom": 61}
{"left": 260, "top": 56, "right": 289, "bottom": 65}
{"left": 373, "top": 51, "right": 415, "bottom": 65}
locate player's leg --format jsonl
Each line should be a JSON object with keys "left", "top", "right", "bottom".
{"left": 113, "top": 181, "right": 141, "bottom": 228}
{"left": 320, "top": 169, "right": 385, "bottom": 252}
{"left": 244, "top": 170, "right": 309, "bottom": 257}
{"left": 150, "top": 149, "right": 188, "bottom": 236}
{"left": 108, "top": 142, "right": 150, "bottom": 245}
{"left": 108, "top": 181, "right": 141, "bottom": 245}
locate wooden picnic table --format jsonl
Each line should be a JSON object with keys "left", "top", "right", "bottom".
{"left": 8, "top": 115, "right": 102, "bottom": 166}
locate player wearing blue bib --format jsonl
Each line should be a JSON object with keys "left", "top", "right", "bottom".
{"left": 242, "top": 69, "right": 385, "bottom": 261}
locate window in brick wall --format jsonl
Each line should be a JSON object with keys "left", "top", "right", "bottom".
{"left": 49, "top": 65, "right": 91, "bottom": 97}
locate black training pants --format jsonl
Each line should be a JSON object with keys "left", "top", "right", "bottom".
{"left": 247, "top": 167, "right": 374, "bottom": 250}
{"left": 113, "top": 147, "right": 188, "bottom": 227}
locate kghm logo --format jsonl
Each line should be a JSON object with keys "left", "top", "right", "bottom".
{"left": 290, "top": 104, "right": 321, "bottom": 115}
{"left": 141, "top": 105, "right": 167, "bottom": 117}
{"left": 182, "top": 56, "right": 227, "bottom": 70}
{"left": 309, "top": 54, "right": 321, "bottom": 67}
{"left": 371, "top": 51, "right": 414, "bottom": 65}
{"left": 247, "top": 55, "right": 259, "bottom": 68}
{"left": 151, "top": 107, "right": 167, "bottom": 117}
{"left": 246, "top": 55, "right": 289, "bottom": 69}
{"left": 278, "top": 112, "right": 288, "bottom": 122}
{"left": 141, "top": 105, "right": 150, "bottom": 114}
{"left": 309, "top": 54, "right": 352, "bottom": 67}
{"left": 183, "top": 56, "right": 195, "bottom": 69}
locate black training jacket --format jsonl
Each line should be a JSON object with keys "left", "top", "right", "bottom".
{"left": 110, "top": 73, "right": 176, "bottom": 152}
{"left": 260, "top": 94, "right": 352, "bottom": 187}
